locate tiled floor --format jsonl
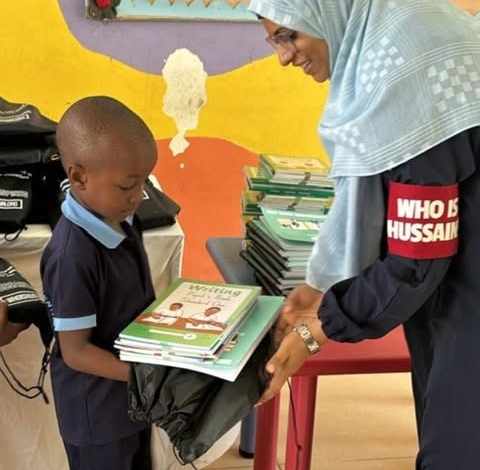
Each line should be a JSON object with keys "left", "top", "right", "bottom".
{"left": 205, "top": 372, "right": 418, "bottom": 470}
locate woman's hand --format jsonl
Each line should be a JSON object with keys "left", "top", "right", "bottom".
{"left": 259, "top": 318, "right": 328, "bottom": 405}
{"left": 274, "top": 284, "right": 325, "bottom": 344}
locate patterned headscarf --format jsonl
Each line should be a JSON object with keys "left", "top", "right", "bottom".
{"left": 249, "top": 0, "right": 480, "bottom": 290}
{"left": 250, "top": 0, "right": 480, "bottom": 177}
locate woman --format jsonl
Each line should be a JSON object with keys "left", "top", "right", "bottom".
{"left": 248, "top": 0, "right": 480, "bottom": 468}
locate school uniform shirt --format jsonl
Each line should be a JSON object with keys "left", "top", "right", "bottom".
{"left": 41, "top": 192, "right": 155, "bottom": 446}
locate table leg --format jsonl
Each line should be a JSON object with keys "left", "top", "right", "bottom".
{"left": 285, "top": 376, "right": 318, "bottom": 470}
{"left": 239, "top": 409, "right": 257, "bottom": 458}
{"left": 253, "top": 395, "right": 280, "bottom": 470}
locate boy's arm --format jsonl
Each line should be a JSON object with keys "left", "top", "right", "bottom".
{"left": 58, "top": 328, "right": 129, "bottom": 382}
{"left": 0, "top": 300, "right": 29, "bottom": 347}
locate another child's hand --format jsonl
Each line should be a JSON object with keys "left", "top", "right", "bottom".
{"left": 0, "top": 299, "right": 11, "bottom": 346}
{"left": 0, "top": 299, "right": 29, "bottom": 346}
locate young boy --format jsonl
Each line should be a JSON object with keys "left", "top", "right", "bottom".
{"left": 41, "top": 96, "right": 157, "bottom": 470}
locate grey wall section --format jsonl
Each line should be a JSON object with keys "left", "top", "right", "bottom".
{"left": 58, "top": 0, "right": 272, "bottom": 76}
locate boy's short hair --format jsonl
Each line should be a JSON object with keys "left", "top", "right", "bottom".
{"left": 56, "top": 96, "right": 155, "bottom": 169}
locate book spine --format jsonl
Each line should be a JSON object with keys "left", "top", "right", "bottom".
{"left": 248, "top": 182, "right": 334, "bottom": 198}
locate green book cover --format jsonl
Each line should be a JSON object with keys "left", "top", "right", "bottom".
{"left": 243, "top": 236, "right": 309, "bottom": 269}
{"left": 258, "top": 193, "right": 333, "bottom": 214}
{"left": 241, "top": 189, "right": 263, "bottom": 216}
{"left": 119, "top": 278, "right": 261, "bottom": 353}
{"left": 260, "top": 154, "right": 330, "bottom": 174}
{"left": 258, "top": 155, "right": 334, "bottom": 186}
{"left": 247, "top": 219, "right": 311, "bottom": 255}
{"left": 261, "top": 207, "right": 325, "bottom": 243}
{"left": 119, "top": 295, "right": 284, "bottom": 382}
{"left": 244, "top": 166, "right": 335, "bottom": 195}
{"left": 246, "top": 244, "right": 306, "bottom": 279}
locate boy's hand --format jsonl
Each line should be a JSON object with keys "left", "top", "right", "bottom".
{"left": 58, "top": 329, "right": 130, "bottom": 381}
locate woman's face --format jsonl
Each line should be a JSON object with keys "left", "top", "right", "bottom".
{"left": 262, "top": 19, "right": 330, "bottom": 83}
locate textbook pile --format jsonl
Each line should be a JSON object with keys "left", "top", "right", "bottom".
{"left": 241, "top": 153, "right": 334, "bottom": 218}
{"left": 240, "top": 154, "right": 335, "bottom": 295}
{"left": 115, "top": 278, "right": 283, "bottom": 381}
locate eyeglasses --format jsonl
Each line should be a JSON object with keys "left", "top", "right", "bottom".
{"left": 265, "top": 29, "right": 298, "bottom": 52}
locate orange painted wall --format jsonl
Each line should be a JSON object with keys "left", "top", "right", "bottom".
{"left": 0, "top": 1, "right": 329, "bottom": 284}
{"left": 154, "top": 137, "right": 259, "bottom": 281}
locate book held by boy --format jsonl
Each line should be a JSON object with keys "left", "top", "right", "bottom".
{"left": 119, "top": 295, "right": 284, "bottom": 382}
{"left": 116, "top": 278, "right": 284, "bottom": 381}
{"left": 118, "top": 278, "right": 261, "bottom": 355}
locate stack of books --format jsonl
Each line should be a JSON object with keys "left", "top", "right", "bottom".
{"left": 241, "top": 154, "right": 334, "bottom": 221}
{"left": 240, "top": 154, "right": 335, "bottom": 295}
{"left": 115, "top": 278, "right": 283, "bottom": 382}
{"left": 242, "top": 208, "right": 325, "bottom": 295}
{"left": 258, "top": 153, "right": 334, "bottom": 187}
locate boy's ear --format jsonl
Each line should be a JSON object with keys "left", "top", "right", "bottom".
{"left": 68, "top": 163, "right": 88, "bottom": 190}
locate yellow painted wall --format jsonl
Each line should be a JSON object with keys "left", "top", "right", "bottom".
{"left": 0, "top": 0, "right": 329, "bottom": 162}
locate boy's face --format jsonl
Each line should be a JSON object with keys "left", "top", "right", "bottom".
{"left": 71, "top": 137, "right": 157, "bottom": 226}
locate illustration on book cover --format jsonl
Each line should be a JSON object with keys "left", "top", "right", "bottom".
{"left": 137, "top": 280, "right": 257, "bottom": 335}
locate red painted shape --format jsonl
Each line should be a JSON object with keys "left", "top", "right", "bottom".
{"left": 153, "top": 137, "right": 259, "bottom": 281}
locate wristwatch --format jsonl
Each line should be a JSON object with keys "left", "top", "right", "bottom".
{"left": 293, "top": 323, "right": 321, "bottom": 355}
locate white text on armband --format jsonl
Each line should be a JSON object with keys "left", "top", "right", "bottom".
{"left": 386, "top": 182, "right": 459, "bottom": 259}
{"left": 387, "top": 219, "right": 458, "bottom": 243}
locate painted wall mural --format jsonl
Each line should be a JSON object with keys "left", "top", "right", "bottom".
{"left": 87, "top": 0, "right": 258, "bottom": 22}
{"left": 0, "top": 0, "right": 330, "bottom": 279}
{"left": 60, "top": 0, "right": 270, "bottom": 75}
{"left": 162, "top": 49, "right": 208, "bottom": 155}
{"left": 3, "top": 0, "right": 329, "bottom": 157}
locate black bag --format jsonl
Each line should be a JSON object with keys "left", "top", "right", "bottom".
{"left": 0, "top": 98, "right": 65, "bottom": 236}
{"left": 128, "top": 333, "right": 273, "bottom": 464}
{"left": 0, "top": 258, "right": 52, "bottom": 402}
{"left": 0, "top": 259, "right": 52, "bottom": 348}
{"left": 0, "top": 170, "right": 33, "bottom": 235}
{"left": 47, "top": 176, "right": 181, "bottom": 231}
{"left": 136, "top": 178, "right": 181, "bottom": 229}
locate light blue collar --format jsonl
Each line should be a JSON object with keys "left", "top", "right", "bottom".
{"left": 61, "top": 191, "right": 133, "bottom": 249}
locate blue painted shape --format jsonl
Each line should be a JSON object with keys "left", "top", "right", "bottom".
{"left": 58, "top": 0, "right": 272, "bottom": 76}
{"left": 115, "top": 0, "right": 257, "bottom": 21}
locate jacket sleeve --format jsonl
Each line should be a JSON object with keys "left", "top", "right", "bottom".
{"left": 318, "top": 130, "right": 476, "bottom": 342}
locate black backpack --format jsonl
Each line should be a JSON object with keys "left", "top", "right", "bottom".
{"left": 0, "top": 258, "right": 52, "bottom": 402}
{"left": 0, "top": 98, "right": 65, "bottom": 237}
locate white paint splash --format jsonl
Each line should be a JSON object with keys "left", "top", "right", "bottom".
{"left": 162, "top": 48, "right": 208, "bottom": 156}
